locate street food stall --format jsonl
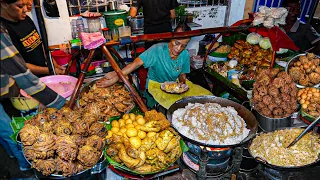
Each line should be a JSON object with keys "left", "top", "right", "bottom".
{"left": 3, "top": 1, "right": 320, "bottom": 180}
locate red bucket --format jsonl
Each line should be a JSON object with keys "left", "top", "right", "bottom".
{"left": 51, "top": 50, "right": 72, "bottom": 66}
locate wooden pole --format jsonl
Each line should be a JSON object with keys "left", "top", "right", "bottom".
{"left": 109, "top": 46, "right": 134, "bottom": 84}
{"left": 64, "top": 50, "right": 80, "bottom": 75}
{"left": 101, "top": 45, "right": 148, "bottom": 113}
{"left": 69, "top": 49, "right": 95, "bottom": 109}
{"left": 270, "top": 51, "right": 276, "bottom": 69}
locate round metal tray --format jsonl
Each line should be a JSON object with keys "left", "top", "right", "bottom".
{"left": 285, "top": 53, "right": 320, "bottom": 88}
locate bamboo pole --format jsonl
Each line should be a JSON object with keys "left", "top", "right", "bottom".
{"left": 101, "top": 45, "right": 148, "bottom": 113}
{"left": 69, "top": 49, "right": 96, "bottom": 109}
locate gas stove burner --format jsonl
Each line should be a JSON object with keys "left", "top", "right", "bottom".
{"left": 181, "top": 153, "right": 233, "bottom": 178}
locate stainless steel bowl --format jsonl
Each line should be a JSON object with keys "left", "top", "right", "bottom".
{"left": 253, "top": 109, "right": 294, "bottom": 132}
{"left": 285, "top": 53, "right": 320, "bottom": 88}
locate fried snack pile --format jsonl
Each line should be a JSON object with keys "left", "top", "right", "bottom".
{"left": 79, "top": 83, "right": 135, "bottom": 121}
{"left": 252, "top": 69, "right": 298, "bottom": 118}
{"left": 228, "top": 40, "right": 272, "bottom": 68}
{"left": 297, "top": 88, "right": 320, "bottom": 117}
{"left": 288, "top": 53, "right": 320, "bottom": 86}
{"left": 20, "top": 107, "right": 106, "bottom": 177}
{"left": 105, "top": 111, "right": 182, "bottom": 174}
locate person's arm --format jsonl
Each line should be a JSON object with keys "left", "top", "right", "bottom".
{"left": 178, "top": 74, "right": 186, "bottom": 84}
{"left": 0, "top": 27, "right": 66, "bottom": 109}
{"left": 96, "top": 57, "right": 144, "bottom": 87}
{"left": 26, "top": 63, "right": 49, "bottom": 74}
{"left": 26, "top": 58, "right": 66, "bottom": 75}
{"left": 170, "top": 0, "right": 178, "bottom": 19}
{"left": 130, "top": 7, "right": 138, "bottom": 17}
{"left": 170, "top": 9, "right": 176, "bottom": 19}
{"left": 130, "top": 0, "right": 141, "bottom": 17}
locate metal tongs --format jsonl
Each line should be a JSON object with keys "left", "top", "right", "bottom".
{"left": 287, "top": 116, "right": 320, "bottom": 148}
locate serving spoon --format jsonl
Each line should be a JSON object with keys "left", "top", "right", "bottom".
{"left": 287, "top": 116, "right": 320, "bottom": 148}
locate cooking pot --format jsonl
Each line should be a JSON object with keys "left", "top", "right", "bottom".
{"left": 108, "top": 0, "right": 118, "bottom": 11}
{"left": 128, "top": 14, "right": 144, "bottom": 31}
{"left": 253, "top": 109, "right": 294, "bottom": 132}
{"left": 167, "top": 96, "right": 258, "bottom": 148}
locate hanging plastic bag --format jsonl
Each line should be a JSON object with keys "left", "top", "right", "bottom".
{"left": 43, "top": 0, "right": 60, "bottom": 17}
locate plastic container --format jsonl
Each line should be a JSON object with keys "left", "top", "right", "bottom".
{"left": 51, "top": 50, "right": 71, "bottom": 66}
{"left": 103, "top": 10, "right": 128, "bottom": 30}
{"left": 76, "top": 18, "right": 85, "bottom": 33}
{"left": 118, "top": 26, "right": 131, "bottom": 38}
{"left": 111, "top": 29, "right": 119, "bottom": 41}
{"left": 86, "top": 17, "right": 101, "bottom": 33}
{"left": 71, "top": 19, "right": 78, "bottom": 39}
{"left": 101, "top": 28, "right": 111, "bottom": 42}
{"left": 10, "top": 97, "right": 39, "bottom": 111}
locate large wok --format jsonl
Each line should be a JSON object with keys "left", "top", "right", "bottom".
{"left": 247, "top": 127, "right": 320, "bottom": 170}
{"left": 167, "top": 96, "right": 258, "bottom": 148}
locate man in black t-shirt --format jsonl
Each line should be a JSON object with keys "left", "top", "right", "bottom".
{"left": 130, "top": 0, "right": 178, "bottom": 49}
{"left": 0, "top": 0, "right": 65, "bottom": 76}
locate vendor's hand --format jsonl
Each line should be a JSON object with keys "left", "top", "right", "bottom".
{"left": 96, "top": 76, "right": 119, "bottom": 87}
{"left": 104, "top": 71, "right": 118, "bottom": 79}
{"left": 54, "top": 66, "right": 66, "bottom": 75}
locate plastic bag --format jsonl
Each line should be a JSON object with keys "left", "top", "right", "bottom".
{"left": 253, "top": 14, "right": 265, "bottom": 26}
{"left": 259, "top": 37, "right": 272, "bottom": 50}
{"left": 263, "top": 17, "right": 274, "bottom": 28}
{"left": 259, "top": 6, "right": 271, "bottom": 16}
{"left": 270, "top": 7, "right": 288, "bottom": 19}
{"left": 246, "top": 32, "right": 262, "bottom": 45}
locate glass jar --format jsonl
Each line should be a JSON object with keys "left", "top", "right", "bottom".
{"left": 102, "top": 28, "right": 111, "bottom": 42}
{"left": 111, "top": 29, "right": 119, "bottom": 41}
{"left": 86, "top": 17, "right": 101, "bottom": 33}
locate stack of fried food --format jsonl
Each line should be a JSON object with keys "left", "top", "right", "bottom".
{"left": 19, "top": 107, "right": 107, "bottom": 177}
{"left": 228, "top": 40, "right": 272, "bottom": 68}
{"left": 288, "top": 53, "right": 320, "bottom": 86}
{"left": 252, "top": 68, "right": 298, "bottom": 118}
{"left": 297, "top": 87, "right": 320, "bottom": 117}
{"left": 79, "top": 83, "right": 135, "bottom": 121}
{"left": 106, "top": 110, "right": 181, "bottom": 174}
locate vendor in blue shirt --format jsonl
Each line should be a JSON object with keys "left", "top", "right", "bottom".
{"left": 96, "top": 23, "right": 191, "bottom": 107}
{"left": 97, "top": 23, "right": 191, "bottom": 88}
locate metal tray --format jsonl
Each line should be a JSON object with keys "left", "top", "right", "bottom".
{"left": 285, "top": 53, "right": 320, "bottom": 88}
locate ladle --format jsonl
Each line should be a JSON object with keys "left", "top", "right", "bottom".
{"left": 287, "top": 116, "right": 320, "bottom": 148}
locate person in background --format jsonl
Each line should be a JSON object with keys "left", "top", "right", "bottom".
{"left": 96, "top": 23, "right": 191, "bottom": 107}
{"left": 0, "top": 0, "right": 66, "bottom": 171}
{"left": 283, "top": 0, "right": 320, "bottom": 54}
{"left": 130, "top": 0, "right": 178, "bottom": 49}
{"left": 0, "top": 0, "right": 65, "bottom": 77}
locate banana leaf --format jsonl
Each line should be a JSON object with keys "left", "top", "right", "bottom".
{"left": 105, "top": 115, "right": 189, "bottom": 175}
{"left": 10, "top": 116, "right": 33, "bottom": 143}
{"left": 300, "top": 109, "right": 316, "bottom": 122}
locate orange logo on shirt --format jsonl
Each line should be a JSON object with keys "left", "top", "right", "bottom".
{"left": 22, "top": 31, "right": 40, "bottom": 47}
{"left": 20, "top": 30, "right": 42, "bottom": 52}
